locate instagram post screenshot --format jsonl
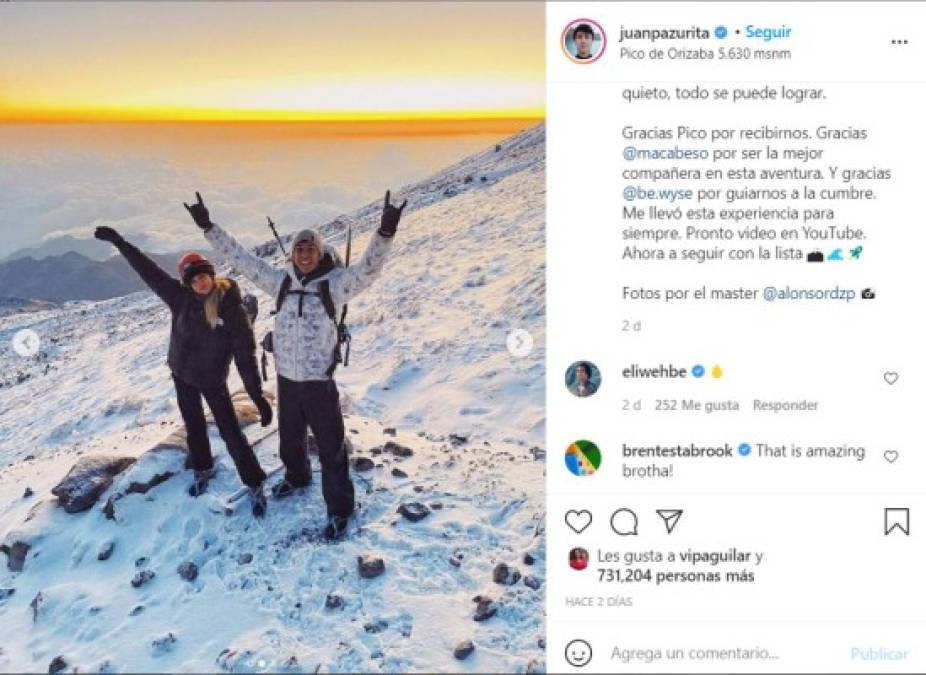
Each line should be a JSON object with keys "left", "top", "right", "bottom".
{"left": 0, "top": 1, "right": 923, "bottom": 673}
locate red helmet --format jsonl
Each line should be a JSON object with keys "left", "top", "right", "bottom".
{"left": 177, "top": 252, "right": 215, "bottom": 286}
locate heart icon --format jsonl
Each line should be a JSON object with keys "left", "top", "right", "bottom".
{"left": 884, "top": 371, "right": 899, "bottom": 385}
{"left": 884, "top": 450, "right": 899, "bottom": 464}
{"left": 565, "top": 509, "right": 593, "bottom": 534}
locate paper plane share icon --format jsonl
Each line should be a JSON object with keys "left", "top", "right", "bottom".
{"left": 656, "top": 509, "right": 683, "bottom": 534}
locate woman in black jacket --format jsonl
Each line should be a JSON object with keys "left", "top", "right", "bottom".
{"left": 94, "top": 226, "right": 272, "bottom": 517}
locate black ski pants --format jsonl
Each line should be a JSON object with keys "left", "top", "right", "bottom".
{"left": 277, "top": 375, "right": 354, "bottom": 518}
{"left": 173, "top": 375, "right": 267, "bottom": 488}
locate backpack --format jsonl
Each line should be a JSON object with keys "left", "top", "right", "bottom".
{"left": 241, "top": 293, "right": 259, "bottom": 325}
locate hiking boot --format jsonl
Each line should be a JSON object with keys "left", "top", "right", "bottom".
{"left": 271, "top": 477, "right": 309, "bottom": 499}
{"left": 271, "top": 478, "right": 296, "bottom": 499}
{"left": 249, "top": 484, "right": 267, "bottom": 518}
{"left": 323, "top": 515, "right": 350, "bottom": 541}
{"left": 188, "top": 468, "right": 216, "bottom": 497}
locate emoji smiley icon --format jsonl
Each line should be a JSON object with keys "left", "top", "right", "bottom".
{"left": 565, "top": 639, "right": 593, "bottom": 668}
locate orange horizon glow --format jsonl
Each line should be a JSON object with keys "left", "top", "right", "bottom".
{"left": 0, "top": 107, "right": 545, "bottom": 125}
{"left": 0, "top": 3, "right": 544, "bottom": 132}
{"left": 0, "top": 112, "right": 544, "bottom": 140}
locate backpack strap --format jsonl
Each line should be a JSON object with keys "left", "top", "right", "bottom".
{"left": 278, "top": 274, "right": 317, "bottom": 318}
{"left": 319, "top": 280, "right": 348, "bottom": 377}
{"left": 318, "top": 280, "right": 337, "bottom": 323}
{"left": 274, "top": 275, "right": 292, "bottom": 314}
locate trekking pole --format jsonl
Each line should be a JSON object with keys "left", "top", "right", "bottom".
{"left": 338, "top": 224, "right": 352, "bottom": 366}
{"left": 267, "top": 216, "right": 287, "bottom": 256}
{"left": 345, "top": 223, "right": 352, "bottom": 266}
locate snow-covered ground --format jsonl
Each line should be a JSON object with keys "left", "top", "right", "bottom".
{"left": 0, "top": 124, "right": 546, "bottom": 673}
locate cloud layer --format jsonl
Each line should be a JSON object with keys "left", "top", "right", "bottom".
{"left": 0, "top": 123, "right": 498, "bottom": 258}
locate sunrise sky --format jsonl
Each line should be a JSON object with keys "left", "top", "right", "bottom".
{"left": 0, "top": 1, "right": 544, "bottom": 124}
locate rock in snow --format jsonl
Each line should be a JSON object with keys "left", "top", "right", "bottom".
{"left": 0, "top": 540, "right": 31, "bottom": 572}
{"left": 101, "top": 496, "right": 118, "bottom": 521}
{"left": 126, "top": 470, "right": 176, "bottom": 495}
{"left": 383, "top": 441, "right": 414, "bottom": 458}
{"left": 492, "top": 562, "right": 521, "bottom": 586}
{"left": 97, "top": 541, "right": 115, "bottom": 561}
{"left": 453, "top": 639, "right": 476, "bottom": 660}
{"left": 150, "top": 632, "right": 178, "bottom": 656}
{"left": 364, "top": 619, "right": 388, "bottom": 634}
{"left": 524, "top": 575, "right": 542, "bottom": 590}
{"left": 51, "top": 455, "right": 136, "bottom": 513}
{"left": 177, "top": 561, "right": 199, "bottom": 582}
{"left": 29, "top": 591, "right": 43, "bottom": 620}
{"left": 473, "top": 596, "right": 498, "bottom": 622}
{"left": 352, "top": 457, "right": 375, "bottom": 472}
{"left": 358, "top": 555, "right": 386, "bottom": 579}
{"left": 397, "top": 501, "right": 430, "bottom": 522}
{"left": 131, "top": 570, "right": 156, "bottom": 588}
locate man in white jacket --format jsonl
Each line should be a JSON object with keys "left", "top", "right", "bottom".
{"left": 184, "top": 191, "right": 406, "bottom": 539}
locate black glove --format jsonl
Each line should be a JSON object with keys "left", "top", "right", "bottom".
{"left": 254, "top": 395, "right": 273, "bottom": 427}
{"left": 94, "top": 226, "right": 125, "bottom": 246}
{"left": 183, "top": 191, "right": 214, "bottom": 232}
{"left": 378, "top": 190, "right": 407, "bottom": 238}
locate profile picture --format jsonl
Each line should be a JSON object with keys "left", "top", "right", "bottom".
{"left": 569, "top": 547, "right": 590, "bottom": 571}
{"left": 562, "top": 19, "right": 606, "bottom": 64}
{"left": 565, "top": 360, "right": 601, "bottom": 398}
{"left": 565, "top": 439, "right": 602, "bottom": 477}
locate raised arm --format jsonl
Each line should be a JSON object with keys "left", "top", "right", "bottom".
{"left": 329, "top": 231, "right": 394, "bottom": 305}
{"left": 329, "top": 190, "right": 405, "bottom": 305}
{"left": 94, "top": 226, "right": 183, "bottom": 307}
{"left": 204, "top": 224, "right": 285, "bottom": 297}
{"left": 184, "top": 192, "right": 285, "bottom": 297}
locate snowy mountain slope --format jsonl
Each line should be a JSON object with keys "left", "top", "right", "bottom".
{"left": 0, "top": 124, "right": 546, "bottom": 673}
{"left": 0, "top": 292, "right": 178, "bottom": 466}
{"left": 0, "top": 416, "right": 545, "bottom": 673}
{"left": 0, "top": 123, "right": 544, "bottom": 465}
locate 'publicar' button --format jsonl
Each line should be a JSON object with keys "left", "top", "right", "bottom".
{"left": 850, "top": 647, "right": 910, "bottom": 662}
